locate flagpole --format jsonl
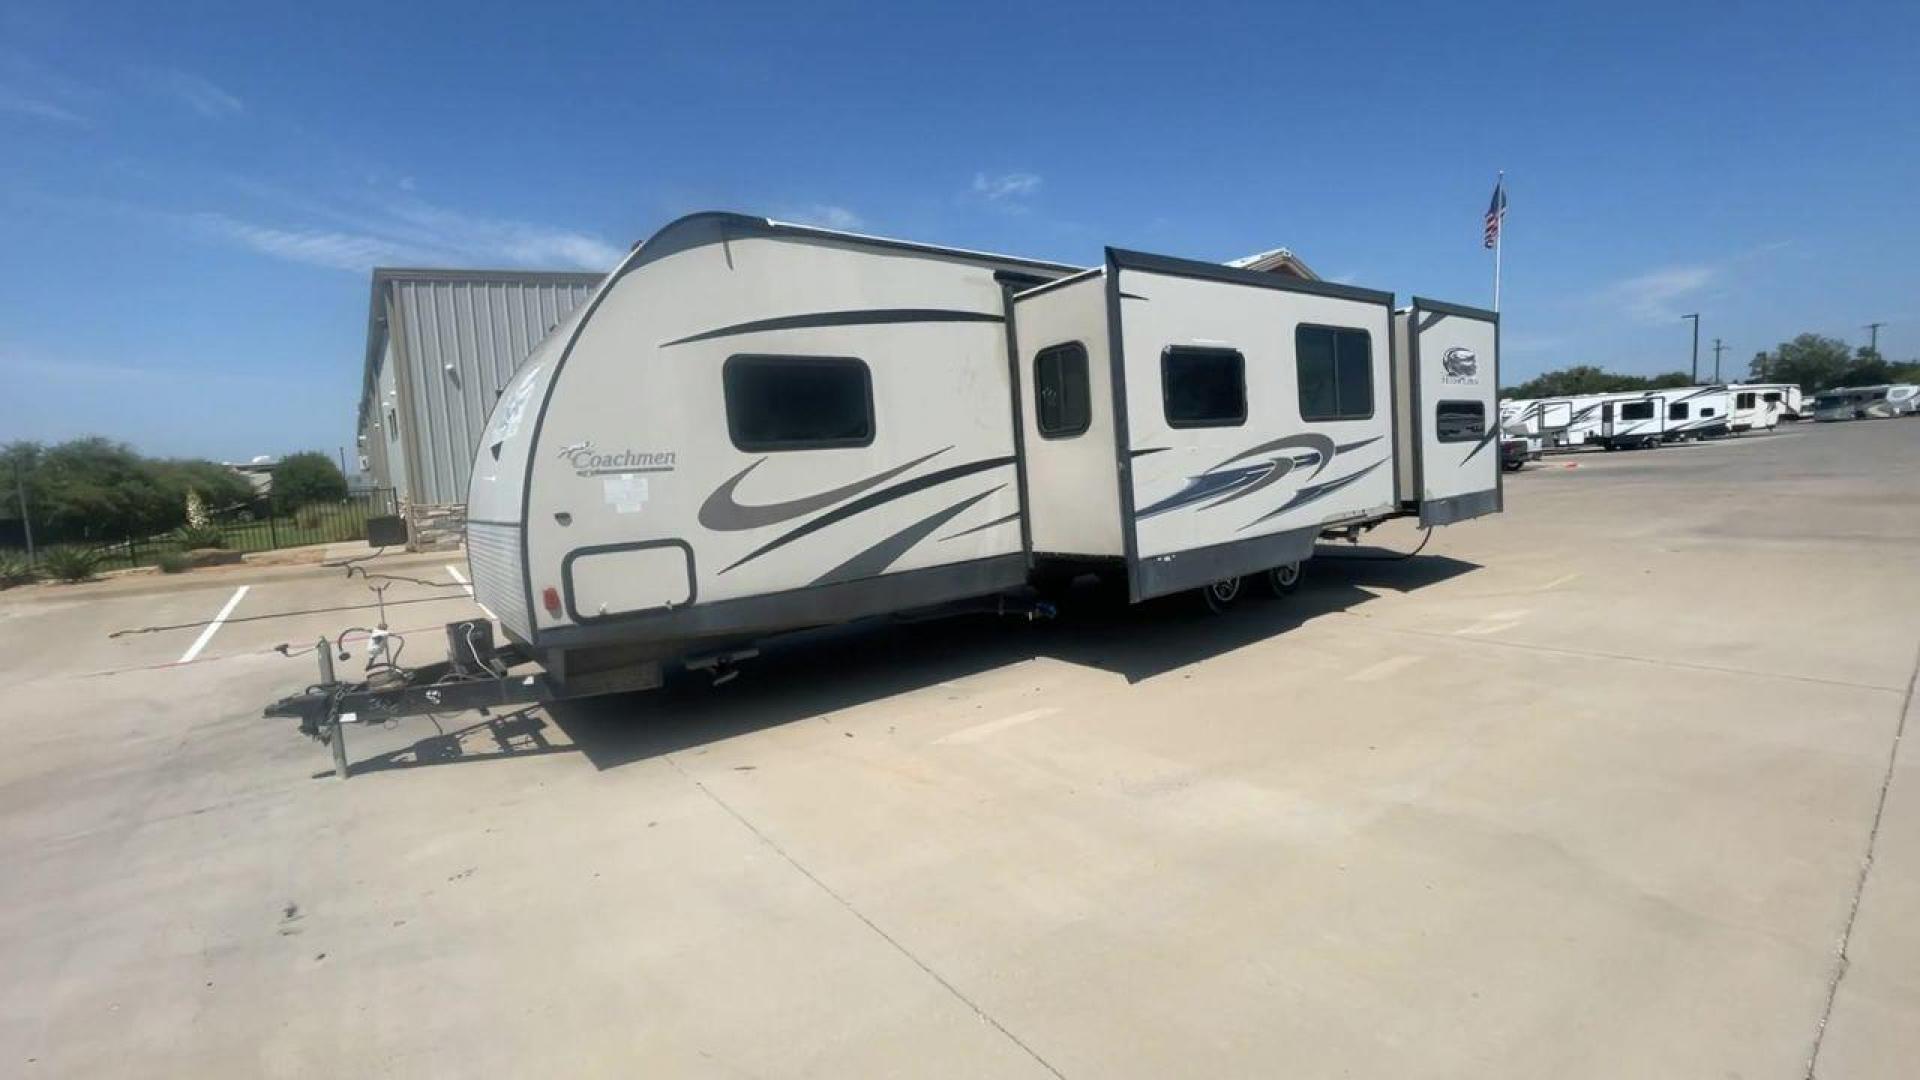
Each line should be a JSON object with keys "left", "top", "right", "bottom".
{"left": 1492, "top": 170, "right": 1504, "bottom": 313}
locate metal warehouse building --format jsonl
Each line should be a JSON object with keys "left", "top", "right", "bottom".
{"left": 357, "top": 268, "right": 602, "bottom": 549}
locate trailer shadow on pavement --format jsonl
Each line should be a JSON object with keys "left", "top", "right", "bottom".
{"left": 311, "top": 707, "right": 576, "bottom": 780}
{"left": 546, "top": 551, "right": 1481, "bottom": 773}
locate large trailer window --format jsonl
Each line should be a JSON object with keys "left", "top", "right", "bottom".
{"left": 1296, "top": 326, "right": 1373, "bottom": 421}
{"left": 1762, "top": 392, "right": 1781, "bottom": 403}
{"left": 724, "top": 355, "right": 874, "bottom": 451}
{"left": 1161, "top": 346, "right": 1246, "bottom": 428}
{"left": 1668, "top": 402, "right": 1690, "bottom": 421}
{"left": 1435, "top": 400, "right": 1486, "bottom": 443}
{"left": 1034, "top": 342, "right": 1091, "bottom": 438}
{"left": 1736, "top": 392, "right": 1757, "bottom": 409}
{"left": 1620, "top": 401, "right": 1654, "bottom": 421}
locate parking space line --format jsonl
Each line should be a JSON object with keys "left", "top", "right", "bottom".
{"left": 936, "top": 707, "right": 1060, "bottom": 745}
{"left": 177, "top": 585, "right": 249, "bottom": 665}
{"left": 444, "top": 565, "right": 498, "bottom": 620}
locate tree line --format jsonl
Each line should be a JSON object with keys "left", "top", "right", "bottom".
{"left": 3, "top": 438, "right": 348, "bottom": 546}
{"left": 1506, "top": 334, "right": 1919, "bottom": 399}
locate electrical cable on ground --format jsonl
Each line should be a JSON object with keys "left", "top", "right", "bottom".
{"left": 1316, "top": 526, "right": 1435, "bottom": 562}
{"left": 108, "top": 593, "right": 467, "bottom": 638}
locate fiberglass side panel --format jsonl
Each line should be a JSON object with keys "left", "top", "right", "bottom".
{"left": 525, "top": 234, "right": 1024, "bottom": 630}
{"left": 1013, "top": 275, "right": 1123, "bottom": 557}
{"left": 1116, "top": 267, "right": 1396, "bottom": 564}
{"left": 1410, "top": 300, "right": 1500, "bottom": 517}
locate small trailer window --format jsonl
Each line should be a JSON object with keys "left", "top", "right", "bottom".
{"left": 1620, "top": 401, "right": 1655, "bottom": 421}
{"left": 724, "top": 355, "right": 874, "bottom": 451}
{"left": 1701, "top": 406, "right": 1717, "bottom": 417}
{"left": 1034, "top": 342, "right": 1091, "bottom": 438}
{"left": 1161, "top": 346, "right": 1246, "bottom": 428}
{"left": 1668, "top": 402, "right": 1691, "bottom": 421}
{"left": 1736, "top": 392, "right": 1757, "bottom": 409}
{"left": 1435, "top": 400, "right": 1486, "bottom": 443}
{"left": 1295, "top": 326, "right": 1373, "bottom": 421}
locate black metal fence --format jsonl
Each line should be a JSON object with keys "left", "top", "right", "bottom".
{"left": 2, "top": 488, "right": 399, "bottom": 572}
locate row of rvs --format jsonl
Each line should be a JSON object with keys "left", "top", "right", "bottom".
{"left": 1811, "top": 384, "right": 1920, "bottom": 421}
{"left": 1499, "top": 383, "right": 1803, "bottom": 452}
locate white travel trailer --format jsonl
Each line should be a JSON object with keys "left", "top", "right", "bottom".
{"left": 1860, "top": 384, "right": 1920, "bottom": 417}
{"left": 1895, "top": 385, "right": 1920, "bottom": 415}
{"left": 1726, "top": 383, "right": 1800, "bottom": 431}
{"left": 1593, "top": 391, "right": 1669, "bottom": 449}
{"left": 268, "top": 212, "right": 1505, "bottom": 768}
{"left": 1501, "top": 396, "right": 1598, "bottom": 449}
{"left": 1659, "top": 386, "right": 1732, "bottom": 441}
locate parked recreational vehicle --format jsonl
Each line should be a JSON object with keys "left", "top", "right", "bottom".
{"left": 1813, "top": 388, "right": 1865, "bottom": 421}
{"left": 1866, "top": 384, "right": 1920, "bottom": 417}
{"left": 1659, "top": 386, "right": 1731, "bottom": 441}
{"left": 269, "top": 212, "right": 1505, "bottom": 769}
{"left": 1501, "top": 396, "right": 1598, "bottom": 449}
{"left": 1895, "top": 385, "right": 1920, "bottom": 416}
{"left": 1595, "top": 392, "right": 1668, "bottom": 449}
{"left": 1727, "top": 383, "right": 1799, "bottom": 431}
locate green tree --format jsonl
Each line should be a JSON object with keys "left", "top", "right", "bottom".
{"left": 1504, "top": 366, "right": 1694, "bottom": 399}
{"left": 152, "top": 459, "right": 257, "bottom": 514}
{"left": 1749, "top": 334, "right": 1852, "bottom": 391}
{"left": 26, "top": 438, "right": 178, "bottom": 541}
{"left": 272, "top": 451, "right": 348, "bottom": 509}
{"left": 1839, "top": 346, "right": 1893, "bottom": 388}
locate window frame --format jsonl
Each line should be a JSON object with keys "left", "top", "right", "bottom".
{"left": 1160, "top": 345, "right": 1248, "bottom": 429}
{"left": 1434, "top": 400, "right": 1487, "bottom": 444}
{"left": 722, "top": 353, "right": 876, "bottom": 453}
{"left": 1294, "top": 323, "right": 1376, "bottom": 422}
{"left": 1033, "top": 340, "right": 1092, "bottom": 440}
{"left": 1668, "top": 401, "right": 1691, "bottom": 421}
{"left": 1619, "top": 400, "right": 1655, "bottom": 421}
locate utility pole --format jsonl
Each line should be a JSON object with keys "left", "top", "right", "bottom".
{"left": 1864, "top": 322, "right": 1884, "bottom": 355}
{"left": 1683, "top": 313, "right": 1701, "bottom": 382}
{"left": 11, "top": 455, "right": 34, "bottom": 565}
{"left": 1712, "top": 338, "right": 1727, "bottom": 383}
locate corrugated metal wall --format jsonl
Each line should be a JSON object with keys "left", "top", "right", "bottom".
{"left": 387, "top": 275, "right": 598, "bottom": 506}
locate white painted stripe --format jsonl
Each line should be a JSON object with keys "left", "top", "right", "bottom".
{"left": 177, "top": 585, "right": 249, "bottom": 665}
{"left": 445, "top": 564, "right": 498, "bottom": 620}
{"left": 936, "top": 707, "right": 1060, "bottom": 746}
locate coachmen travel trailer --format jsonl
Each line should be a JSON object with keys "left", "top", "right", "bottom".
{"left": 1593, "top": 391, "right": 1669, "bottom": 449}
{"left": 1726, "top": 383, "right": 1800, "bottom": 431}
{"left": 267, "top": 212, "right": 1504, "bottom": 774}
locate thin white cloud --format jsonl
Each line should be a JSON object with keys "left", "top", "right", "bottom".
{"left": 971, "top": 171, "right": 1042, "bottom": 201}
{"left": 1604, "top": 263, "right": 1716, "bottom": 323}
{"left": 0, "top": 87, "right": 87, "bottom": 125}
{"left": 188, "top": 213, "right": 423, "bottom": 272}
{"left": 183, "top": 197, "right": 622, "bottom": 273}
{"left": 145, "top": 68, "right": 243, "bottom": 118}
{"left": 777, "top": 204, "right": 865, "bottom": 231}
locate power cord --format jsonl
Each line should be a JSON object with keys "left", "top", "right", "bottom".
{"left": 1316, "top": 526, "right": 1435, "bottom": 562}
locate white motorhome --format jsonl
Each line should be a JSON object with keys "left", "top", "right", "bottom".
{"left": 1727, "top": 383, "right": 1800, "bottom": 430}
{"left": 1594, "top": 391, "right": 1668, "bottom": 449}
{"left": 268, "top": 211, "right": 1506, "bottom": 762}
{"left": 1813, "top": 388, "right": 1860, "bottom": 421}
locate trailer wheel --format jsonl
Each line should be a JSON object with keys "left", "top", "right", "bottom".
{"left": 1264, "top": 563, "right": 1302, "bottom": 596}
{"left": 1198, "top": 577, "right": 1243, "bottom": 613}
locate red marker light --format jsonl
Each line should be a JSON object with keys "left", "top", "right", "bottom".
{"left": 542, "top": 587, "right": 562, "bottom": 615}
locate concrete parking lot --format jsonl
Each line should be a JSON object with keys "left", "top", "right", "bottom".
{"left": 2, "top": 419, "right": 1916, "bottom": 1078}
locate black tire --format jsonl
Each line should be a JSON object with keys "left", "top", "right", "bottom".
{"left": 1264, "top": 562, "right": 1302, "bottom": 596}
{"left": 1198, "top": 576, "right": 1243, "bottom": 614}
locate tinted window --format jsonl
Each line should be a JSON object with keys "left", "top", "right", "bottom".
{"left": 1034, "top": 342, "right": 1091, "bottom": 438}
{"left": 1701, "top": 406, "right": 1717, "bottom": 417}
{"left": 1161, "top": 347, "right": 1246, "bottom": 428}
{"left": 1762, "top": 392, "right": 1781, "bottom": 403}
{"left": 724, "top": 355, "right": 873, "bottom": 451}
{"left": 1736, "top": 392, "right": 1757, "bottom": 408}
{"left": 1668, "top": 402, "right": 1690, "bottom": 420}
{"left": 1296, "top": 326, "right": 1373, "bottom": 421}
{"left": 1620, "top": 401, "right": 1654, "bottom": 421}
{"left": 1435, "top": 400, "right": 1486, "bottom": 443}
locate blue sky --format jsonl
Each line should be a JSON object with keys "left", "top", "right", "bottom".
{"left": 2, "top": 0, "right": 1915, "bottom": 462}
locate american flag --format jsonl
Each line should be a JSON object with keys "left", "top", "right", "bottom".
{"left": 1483, "top": 177, "right": 1507, "bottom": 249}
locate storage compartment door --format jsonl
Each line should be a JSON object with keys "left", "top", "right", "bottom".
{"left": 1410, "top": 299, "right": 1501, "bottom": 526}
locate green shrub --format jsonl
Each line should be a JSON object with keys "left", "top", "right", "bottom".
{"left": 176, "top": 523, "right": 227, "bottom": 549}
{"left": 155, "top": 551, "right": 192, "bottom": 574}
{"left": 0, "top": 553, "right": 38, "bottom": 588}
{"left": 42, "top": 546, "right": 102, "bottom": 583}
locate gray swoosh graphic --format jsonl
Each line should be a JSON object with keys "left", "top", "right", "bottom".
{"left": 1242, "top": 459, "right": 1387, "bottom": 529}
{"left": 940, "top": 511, "right": 1020, "bottom": 542}
{"left": 812, "top": 487, "right": 1004, "bottom": 586}
{"left": 700, "top": 447, "right": 950, "bottom": 532}
{"left": 1210, "top": 433, "right": 1336, "bottom": 479}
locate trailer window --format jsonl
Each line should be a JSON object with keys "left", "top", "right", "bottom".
{"left": 723, "top": 355, "right": 874, "bottom": 451}
{"left": 1034, "top": 342, "right": 1091, "bottom": 438}
{"left": 1295, "top": 326, "right": 1373, "bottom": 421}
{"left": 1668, "top": 402, "right": 1690, "bottom": 421}
{"left": 1736, "top": 392, "right": 1757, "bottom": 409}
{"left": 1700, "top": 406, "right": 1717, "bottom": 418}
{"left": 1620, "top": 401, "right": 1654, "bottom": 421}
{"left": 1762, "top": 392, "right": 1781, "bottom": 403}
{"left": 1161, "top": 346, "right": 1246, "bottom": 428}
{"left": 1435, "top": 400, "right": 1486, "bottom": 443}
